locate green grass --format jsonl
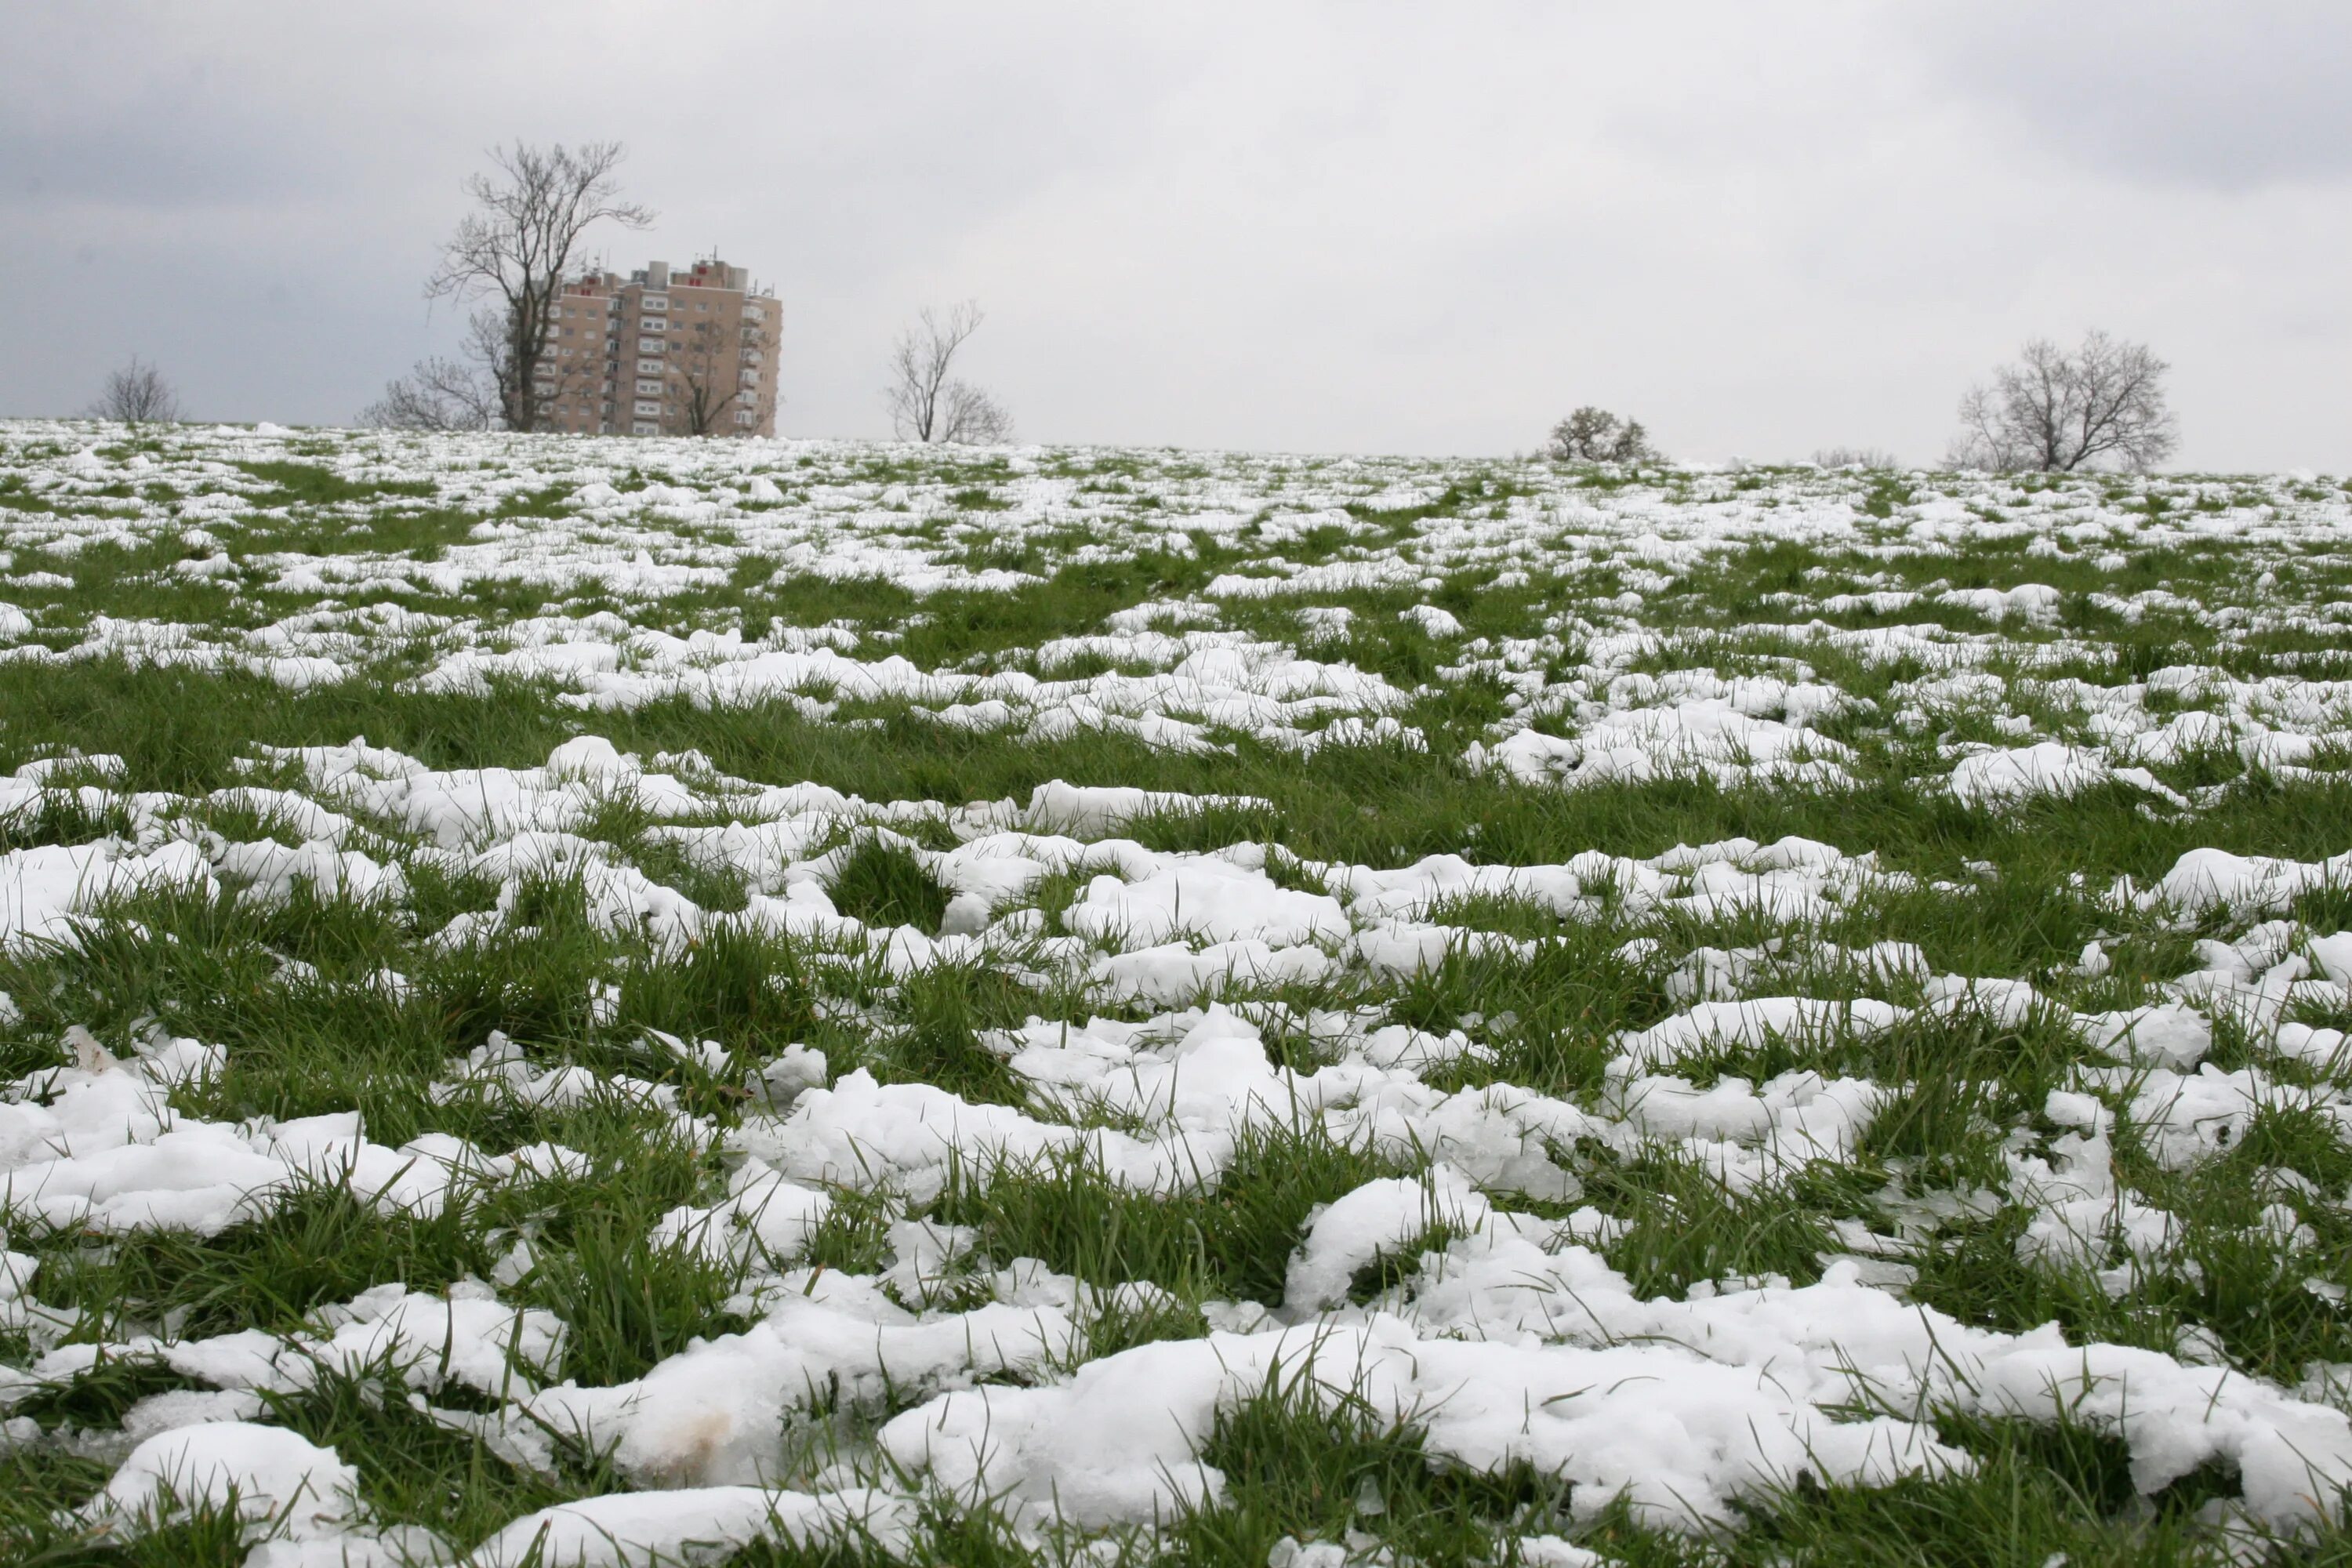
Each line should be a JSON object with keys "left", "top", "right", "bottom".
{"left": 823, "top": 838, "right": 950, "bottom": 932}
{"left": 934, "top": 1123, "right": 1412, "bottom": 1308}
{"left": 3, "top": 421, "right": 2351, "bottom": 1563}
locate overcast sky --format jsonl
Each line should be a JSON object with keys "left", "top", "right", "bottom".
{"left": 4, "top": 2, "right": 2347, "bottom": 470}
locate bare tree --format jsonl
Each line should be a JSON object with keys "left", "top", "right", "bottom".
{"left": 358, "top": 341, "right": 500, "bottom": 432}
{"left": 1947, "top": 331, "right": 2178, "bottom": 474}
{"left": 416, "top": 141, "right": 652, "bottom": 432}
{"left": 937, "top": 381, "right": 1015, "bottom": 445}
{"left": 664, "top": 314, "right": 747, "bottom": 437}
{"left": 884, "top": 301, "right": 1016, "bottom": 444}
{"left": 1812, "top": 446, "right": 1901, "bottom": 470}
{"left": 87, "top": 358, "right": 183, "bottom": 424}
{"left": 1544, "top": 406, "right": 1659, "bottom": 464}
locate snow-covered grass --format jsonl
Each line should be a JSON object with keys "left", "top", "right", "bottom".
{"left": 2, "top": 417, "right": 2352, "bottom": 1563}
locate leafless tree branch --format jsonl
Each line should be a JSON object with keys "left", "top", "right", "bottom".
{"left": 422, "top": 141, "right": 652, "bottom": 432}
{"left": 1946, "top": 331, "right": 2178, "bottom": 473}
{"left": 1812, "top": 446, "right": 1901, "bottom": 470}
{"left": 358, "top": 347, "right": 499, "bottom": 432}
{"left": 937, "top": 380, "right": 1015, "bottom": 445}
{"left": 884, "top": 302, "right": 1014, "bottom": 444}
{"left": 664, "top": 316, "right": 746, "bottom": 437}
{"left": 87, "top": 358, "right": 182, "bottom": 424}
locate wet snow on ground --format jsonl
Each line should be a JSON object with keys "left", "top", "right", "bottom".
{"left": 2, "top": 421, "right": 2352, "bottom": 1563}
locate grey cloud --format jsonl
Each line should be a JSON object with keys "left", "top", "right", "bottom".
{"left": 0, "top": 118, "right": 331, "bottom": 210}
{"left": 1903, "top": 2, "right": 2352, "bottom": 190}
{"left": 0, "top": 11, "right": 337, "bottom": 209}
{"left": 0, "top": 3, "right": 2347, "bottom": 470}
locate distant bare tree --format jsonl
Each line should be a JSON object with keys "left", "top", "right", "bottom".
{"left": 358, "top": 343, "right": 500, "bottom": 432}
{"left": 1947, "top": 331, "right": 2178, "bottom": 474}
{"left": 884, "top": 301, "right": 1016, "bottom": 444}
{"left": 1544, "top": 406, "right": 1659, "bottom": 464}
{"left": 937, "top": 381, "right": 1015, "bottom": 445}
{"left": 664, "top": 314, "right": 750, "bottom": 437}
{"left": 87, "top": 358, "right": 182, "bottom": 424}
{"left": 408, "top": 141, "right": 652, "bottom": 432}
{"left": 1812, "top": 446, "right": 1902, "bottom": 470}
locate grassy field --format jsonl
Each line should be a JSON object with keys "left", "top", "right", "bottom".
{"left": 2, "top": 418, "right": 2350, "bottom": 1565}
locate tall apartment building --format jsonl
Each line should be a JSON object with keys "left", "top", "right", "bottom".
{"left": 535, "top": 257, "right": 782, "bottom": 437}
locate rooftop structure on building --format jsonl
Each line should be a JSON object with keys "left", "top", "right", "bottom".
{"left": 533, "top": 257, "right": 781, "bottom": 437}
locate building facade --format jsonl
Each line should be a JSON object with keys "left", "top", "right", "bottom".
{"left": 535, "top": 258, "right": 781, "bottom": 437}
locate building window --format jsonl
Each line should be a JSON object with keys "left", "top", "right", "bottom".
{"left": 631, "top": 420, "right": 659, "bottom": 435}
{"left": 641, "top": 295, "right": 667, "bottom": 310}
{"left": 633, "top": 400, "right": 662, "bottom": 416}
{"left": 637, "top": 358, "right": 663, "bottom": 375}
{"left": 734, "top": 408, "right": 757, "bottom": 426}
